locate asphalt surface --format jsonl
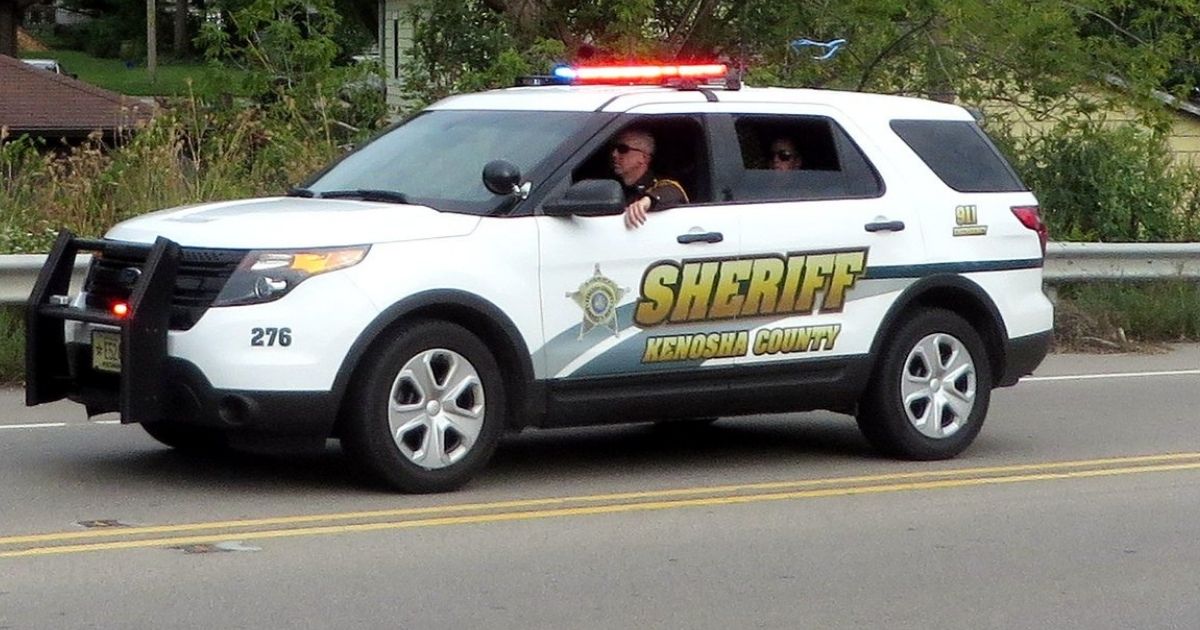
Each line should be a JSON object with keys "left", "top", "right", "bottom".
{"left": 2, "top": 346, "right": 1200, "bottom": 629}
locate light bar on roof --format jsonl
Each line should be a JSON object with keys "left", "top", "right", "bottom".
{"left": 553, "top": 63, "right": 728, "bottom": 84}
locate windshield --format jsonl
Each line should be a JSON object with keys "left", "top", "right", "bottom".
{"left": 305, "top": 110, "right": 595, "bottom": 214}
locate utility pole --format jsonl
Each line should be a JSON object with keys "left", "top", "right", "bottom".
{"left": 146, "top": 0, "right": 157, "bottom": 82}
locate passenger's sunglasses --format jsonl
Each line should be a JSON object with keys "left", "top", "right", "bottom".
{"left": 610, "top": 142, "right": 649, "bottom": 156}
{"left": 772, "top": 151, "right": 797, "bottom": 161}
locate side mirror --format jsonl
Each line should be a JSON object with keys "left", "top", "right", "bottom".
{"left": 482, "top": 160, "right": 522, "bottom": 195}
{"left": 543, "top": 179, "right": 625, "bottom": 217}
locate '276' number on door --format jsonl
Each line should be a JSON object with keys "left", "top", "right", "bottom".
{"left": 251, "top": 327, "right": 292, "bottom": 347}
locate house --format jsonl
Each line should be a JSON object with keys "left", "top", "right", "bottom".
{"left": 983, "top": 78, "right": 1200, "bottom": 167}
{"left": 0, "top": 54, "right": 152, "bottom": 142}
{"left": 1139, "top": 86, "right": 1200, "bottom": 166}
{"left": 379, "top": 0, "right": 417, "bottom": 113}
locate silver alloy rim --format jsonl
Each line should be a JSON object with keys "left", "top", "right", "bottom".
{"left": 387, "top": 348, "right": 485, "bottom": 470}
{"left": 900, "top": 333, "right": 976, "bottom": 439}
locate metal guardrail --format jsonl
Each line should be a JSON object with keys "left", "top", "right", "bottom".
{"left": 0, "top": 243, "right": 1197, "bottom": 306}
{"left": 1043, "top": 242, "right": 1200, "bottom": 282}
{"left": 0, "top": 254, "right": 90, "bottom": 306}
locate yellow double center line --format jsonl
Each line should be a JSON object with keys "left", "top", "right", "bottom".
{"left": 5, "top": 452, "right": 1200, "bottom": 559}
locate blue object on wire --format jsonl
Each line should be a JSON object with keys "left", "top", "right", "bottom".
{"left": 789, "top": 38, "right": 847, "bottom": 60}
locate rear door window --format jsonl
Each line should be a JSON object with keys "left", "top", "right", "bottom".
{"left": 728, "top": 115, "right": 883, "bottom": 202}
{"left": 890, "top": 119, "right": 1026, "bottom": 193}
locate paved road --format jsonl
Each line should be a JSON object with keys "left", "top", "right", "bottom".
{"left": 1, "top": 347, "right": 1199, "bottom": 629}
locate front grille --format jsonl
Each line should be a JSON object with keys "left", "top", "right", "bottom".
{"left": 84, "top": 245, "right": 247, "bottom": 330}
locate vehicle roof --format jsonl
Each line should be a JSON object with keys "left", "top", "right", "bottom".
{"left": 428, "top": 84, "right": 972, "bottom": 121}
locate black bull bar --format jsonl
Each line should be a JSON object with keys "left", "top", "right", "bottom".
{"left": 25, "top": 229, "right": 180, "bottom": 424}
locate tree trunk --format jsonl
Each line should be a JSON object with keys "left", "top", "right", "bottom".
{"left": 1, "top": 0, "right": 44, "bottom": 58}
{"left": 0, "top": 1, "right": 17, "bottom": 58}
{"left": 173, "top": 0, "right": 187, "bottom": 56}
{"left": 146, "top": 0, "right": 156, "bottom": 81}
{"left": 482, "top": 0, "right": 544, "bottom": 34}
{"left": 926, "top": 15, "right": 956, "bottom": 104}
{"left": 667, "top": 0, "right": 722, "bottom": 58}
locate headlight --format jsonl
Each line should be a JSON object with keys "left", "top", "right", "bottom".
{"left": 212, "top": 246, "right": 370, "bottom": 306}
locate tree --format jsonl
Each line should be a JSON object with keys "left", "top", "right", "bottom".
{"left": 0, "top": 0, "right": 45, "bottom": 57}
{"left": 174, "top": 0, "right": 188, "bottom": 55}
{"left": 404, "top": 0, "right": 1197, "bottom": 125}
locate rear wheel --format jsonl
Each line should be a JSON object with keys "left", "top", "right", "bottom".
{"left": 856, "top": 309, "right": 992, "bottom": 460}
{"left": 342, "top": 320, "right": 507, "bottom": 493}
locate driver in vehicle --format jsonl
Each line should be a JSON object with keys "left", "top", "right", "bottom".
{"left": 608, "top": 128, "right": 688, "bottom": 229}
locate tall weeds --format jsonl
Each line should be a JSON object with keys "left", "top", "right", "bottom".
{"left": 0, "top": 89, "right": 360, "bottom": 254}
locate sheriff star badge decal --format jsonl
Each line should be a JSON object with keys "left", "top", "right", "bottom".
{"left": 567, "top": 264, "right": 628, "bottom": 339}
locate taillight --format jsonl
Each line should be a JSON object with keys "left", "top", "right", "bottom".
{"left": 1011, "top": 205, "right": 1047, "bottom": 256}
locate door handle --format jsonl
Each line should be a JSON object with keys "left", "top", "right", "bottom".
{"left": 677, "top": 232, "right": 724, "bottom": 244}
{"left": 864, "top": 220, "right": 905, "bottom": 233}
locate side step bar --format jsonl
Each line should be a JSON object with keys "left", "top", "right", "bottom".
{"left": 25, "top": 230, "right": 180, "bottom": 424}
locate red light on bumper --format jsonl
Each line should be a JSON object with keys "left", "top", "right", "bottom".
{"left": 111, "top": 302, "right": 130, "bottom": 318}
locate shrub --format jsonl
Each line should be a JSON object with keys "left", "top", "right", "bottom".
{"left": 1053, "top": 281, "right": 1200, "bottom": 349}
{"left": 1012, "top": 120, "right": 1194, "bottom": 242}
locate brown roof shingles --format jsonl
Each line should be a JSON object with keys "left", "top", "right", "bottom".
{"left": 0, "top": 54, "right": 153, "bottom": 137}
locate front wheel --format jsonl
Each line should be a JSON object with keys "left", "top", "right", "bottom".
{"left": 342, "top": 320, "right": 507, "bottom": 493}
{"left": 856, "top": 309, "right": 992, "bottom": 460}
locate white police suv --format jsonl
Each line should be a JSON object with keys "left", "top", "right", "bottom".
{"left": 26, "top": 64, "right": 1053, "bottom": 492}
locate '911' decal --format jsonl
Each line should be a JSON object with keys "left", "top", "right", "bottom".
{"left": 251, "top": 327, "right": 292, "bottom": 347}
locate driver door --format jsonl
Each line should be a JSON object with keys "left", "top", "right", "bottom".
{"left": 534, "top": 113, "right": 742, "bottom": 386}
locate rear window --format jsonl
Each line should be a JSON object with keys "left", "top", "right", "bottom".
{"left": 729, "top": 115, "right": 883, "bottom": 202}
{"left": 890, "top": 120, "right": 1026, "bottom": 193}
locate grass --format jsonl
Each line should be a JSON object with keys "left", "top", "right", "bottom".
{"left": 1051, "top": 281, "right": 1200, "bottom": 351}
{"left": 0, "top": 308, "right": 23, "bottom": 386}
{"left": 18, "top": 49, "right": 251, "bottom": 97}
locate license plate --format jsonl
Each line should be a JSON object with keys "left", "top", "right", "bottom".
{"left": 91, "top": 330, "right": 121, "bottom": 373}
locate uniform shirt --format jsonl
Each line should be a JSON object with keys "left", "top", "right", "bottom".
{"left": 623, "top": 172, "right": 689, "bottom": 210}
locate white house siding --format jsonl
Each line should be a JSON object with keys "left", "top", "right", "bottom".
{"left": 382, "top": 0, "right": 416, "bottom": 114}
{"left": 982, "top": 95, "right": 1200, "bottom": 169}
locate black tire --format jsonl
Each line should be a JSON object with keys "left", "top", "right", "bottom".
{"left": 140, "top": 422, "right": 230, "bottom": 453}
{"left": 856, "top": 308, "right": 992, "bottom": 460}
{"left": 342, "top": 320, "right": 507, "bottom": 493}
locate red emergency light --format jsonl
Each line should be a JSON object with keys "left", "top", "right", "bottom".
{"left": 554, "top": 63, "right": 729, "bottom": 85}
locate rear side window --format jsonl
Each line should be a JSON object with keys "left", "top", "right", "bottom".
{"left": 890, "top": 120, "right": 1026, "bottom": 193}
{"left": 730, "top": 115, "right": 883, "bottom": 202}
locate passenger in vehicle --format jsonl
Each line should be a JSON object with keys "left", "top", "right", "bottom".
{"left": 769, "top": 137, "right": 802, "bottom": 171}
{"left": 609, "top": 128, "right": 688, "bottom": 229}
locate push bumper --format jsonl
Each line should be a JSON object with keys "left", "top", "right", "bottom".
{"left": 26, "top": 230, "right": 338, "bottom": 438}
{"left": 26, "top": 231, "right": 178, "bottom": 424}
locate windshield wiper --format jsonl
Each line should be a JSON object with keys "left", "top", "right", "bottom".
{"left": 285, "top": 187, "right": 316, "bottom": 198}
{"left": 318, "top": 189, "right": 410, "bottom": 204}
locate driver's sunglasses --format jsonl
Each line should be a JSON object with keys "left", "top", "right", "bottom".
{"left": 772, "top": 150, "right": 797, "bottom": 161}
{"left": 611, "top": 142, "right": 648, "bottom": 156}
